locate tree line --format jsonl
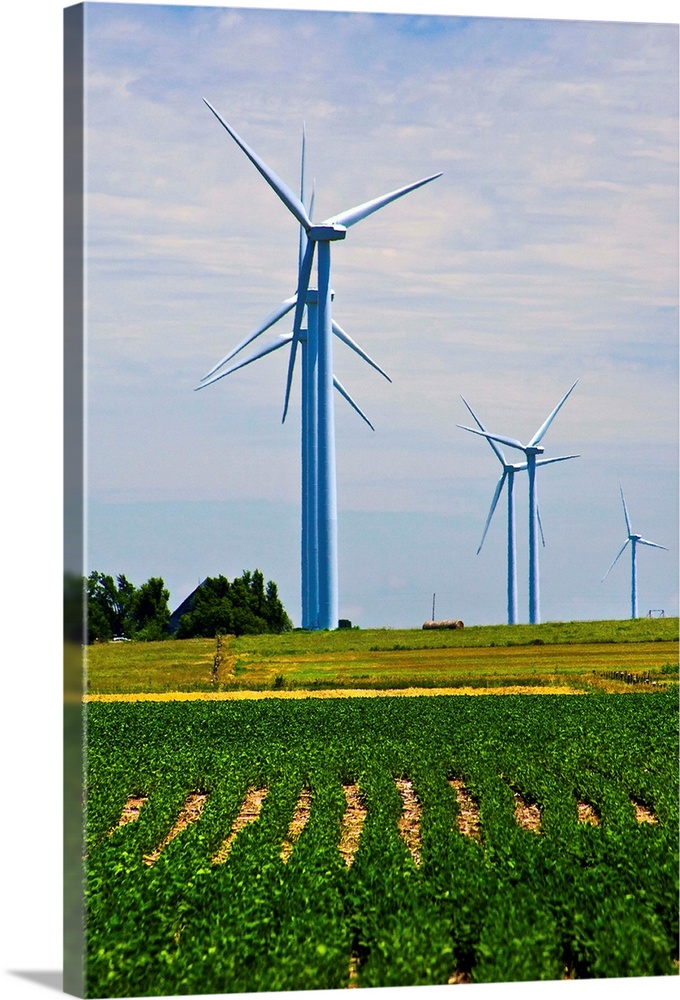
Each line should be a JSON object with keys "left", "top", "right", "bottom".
{"left": 85, "top": 569, "right": 292, "bottom": 643}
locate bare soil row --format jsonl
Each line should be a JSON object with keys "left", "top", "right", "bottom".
{"left": 109, "top": 779, "right": 657, "bottom": 870}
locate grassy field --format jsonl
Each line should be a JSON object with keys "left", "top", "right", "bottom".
{"left": 85, "top": 618, "right": 679, "bottom": 695}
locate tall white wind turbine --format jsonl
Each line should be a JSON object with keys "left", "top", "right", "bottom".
{"left": 197, "top": 128, "right": 387, "bottom": 629}
{"left": 459, "top": 396, "right": 579, "bottom": 625}
{"left": 457, "top": 380, "right": 579, "bottom": 625}
{"left": 196, "top": 105, "right": 441, "bottom": 629}
{"left": 602, "top": 486, "right": 667, "bottom": 619}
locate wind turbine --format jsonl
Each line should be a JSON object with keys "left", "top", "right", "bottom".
{"left": 457, "top": 380, "right": 579, "bottom": 624}
{"left": 459, "top": 396, "right": 579, "bottom": 625}
{"left": 196, "top": 105, "right": 441, "bottom": 629}
{"left": 602, "top": 486, "right": 667, "bottom": 619}
{"left": 197, "top": 128, "right": 384, "bottom": 629}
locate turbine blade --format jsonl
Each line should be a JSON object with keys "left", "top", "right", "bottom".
{"left": 282, "top": 240, "right": 316, "bottom": 423}
{"left": 537, "top": 504, "right": 546, "bottom": 548}
{"left": 534, "top": 454, "right": 580, "bottom": 468}
{"left": 637, "top": 538, "right": 668, "bottom": 551}
{"left": 291, "top": 239, "right": 315, "bottom": 341}
{"left": 323, "top": 173, "right": 442, "bottom": 229}
{"left": 334, "top": 376, "right": 375, "bottom": 431}
{"left": 619, "top": 485, "right": 632, "bottom": 536}
{"left": 477, "top": 471, "right": 507, "bottom": 555}
{"left": 602, "top": 538, "right": 630, "bottom": 581}
{"left": 300, "top": 123, "right": 307, "bottom": 207}
{"left": 203, "top": 100, "right": 312, "bottom": 231}
{"left": 299, "top": 125, "right": 307, "bottom": 272}
{"left": 460, "top": 395, "right": 506, "bottom": 465}
{"left": 332, "top": 320, "right": 391, "bottom": 381}
{"left": 528, "top": 379, "right": 579, "bottom": 447}
{"left": 196, "top": 333, "right": 294, "bottom": 389}
{"left": 298, "top": 230, "right": 309, "bottom": 289}
{"left": 282, "top": 338, "right": 300, "bottom": 424}
{"left": 457, "top": 424, "right": 526, "bottom": 454}
{"left": 200, "top": 296, "right": 296, "bottom": 381}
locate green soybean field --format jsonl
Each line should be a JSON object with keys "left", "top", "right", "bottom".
{"left": 85, "top": 691, "right": 678, "bottom": 996}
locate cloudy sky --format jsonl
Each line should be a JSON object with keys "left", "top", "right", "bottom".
{"left": 75, "top": 1, "right": 678, "bottom": 628}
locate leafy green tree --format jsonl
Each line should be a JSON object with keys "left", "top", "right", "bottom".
{"left": 86, "top": 572, "right": 135, "bottom": 642}
{"left": 86, "top": 572, "right": 171, "bottom": 642}
{"left": 176, "top": 570, "right": 292, "bottom": 638}
{"left": 86, "top": 597, "right": 112, "bottom": 644}
{"left": 252, "top": 569, "right": 265, "bottom": 616}
{"left": 265, "top": 580, "right": 290, "bottom": 633}
{"left": 130, "top": 577, "right": 170, "bottom": 641}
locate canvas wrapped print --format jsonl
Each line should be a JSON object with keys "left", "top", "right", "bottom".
{"left": 64, "top": 1, "right": 679, "bottom": 997}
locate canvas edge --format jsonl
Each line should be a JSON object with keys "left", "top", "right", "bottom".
{"left": 64, "top": 3, "right": 86, "bottom": 997}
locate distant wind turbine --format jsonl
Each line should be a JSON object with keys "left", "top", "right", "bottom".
{"left": 602, "top": 486, "right": 667, "bottom": 619}
{"left": 457, "top": 380, "right": 579, "bottom": 624}
{"left": 196, "top": 105, "right": 441, "bottom": 629}
{"left": 460, "top": 395, "right": 579, "bottom": 625}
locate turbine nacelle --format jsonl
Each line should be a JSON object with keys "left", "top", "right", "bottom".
{"left": 309, "top": 224, "right": 347, "bottom": 242}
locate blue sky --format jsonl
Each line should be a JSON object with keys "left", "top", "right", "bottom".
{"left": 78, "top": 1, "right": 678, "bottom": 627}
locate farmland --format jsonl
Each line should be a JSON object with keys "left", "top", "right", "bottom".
{"left": 83, "top": 618, "right": 678, "bottom": 993}
{"left": 86, "top": 617, "right": 678, "bottom": 694}
{"left": 85, "top": 690, "right": 678, "bottom": 995}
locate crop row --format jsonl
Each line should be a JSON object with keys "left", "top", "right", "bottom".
{"left": 85, "top": 692, "right": 678, "bottom": 996}
{"left": 101, "top": 773, "right": 661, "bottom": 871}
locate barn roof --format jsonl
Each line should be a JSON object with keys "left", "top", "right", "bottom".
{"left": 168, "top": 580, "right": 206, "bottom": 634}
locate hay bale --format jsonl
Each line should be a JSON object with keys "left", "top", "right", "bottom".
{"left": 422, "top": 619, "right": 464, "bottom": 630}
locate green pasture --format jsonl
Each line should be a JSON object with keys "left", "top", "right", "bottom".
{"left": 85, "top": 618, "right": 679, "bottom": 694}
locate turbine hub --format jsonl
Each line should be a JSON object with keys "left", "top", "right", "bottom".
{"left": 526, "top": 446, "right": 545, "bottom": 456}
{"left": 308, "top": 223, "right": 347, "bottom": 242}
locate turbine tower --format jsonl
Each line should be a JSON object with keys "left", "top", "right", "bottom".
{"left": 457, "top": 380, "right": 579, "bottom": 625}
{"left": 197, "top": 105, "right": 441, "bottom": 629}
{"left": 602, "top": 486, "right": 667, "bottom": 619}
{"left": 460, "top": 395, "right": 578, "bottom": 625}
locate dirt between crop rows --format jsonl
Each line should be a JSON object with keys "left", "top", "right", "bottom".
{"left": 213, "top": 787, "right": 268, "bottom": 864}
{"left": 448, "top": 779, "right": 482, "bottom": 841}
{"left": 396, "top": 778, "right": 422, "bottom": 865}
{"left": 143, "top": 792, "right": 208, "bottom": 866}
{"left": 338, "top": 785, "right": 368, "bottom": 868}
{"left": 85, "top": 685, "right": 582, "bottom": 702}
{"left": 281, "top": 788, "right": 312, "bottom": 863}
{"left": 112, "top": 780, "right": 659, "bottom": 873}
{"left": 109, "top": 796, "right": 148, "bottom": 835}
{"left": 512, "top": 791, "right": 542, "bottom": 833}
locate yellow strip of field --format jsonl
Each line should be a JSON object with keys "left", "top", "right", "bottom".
{"left": 85, "top": 685, "right": 584, "bottom": 702}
